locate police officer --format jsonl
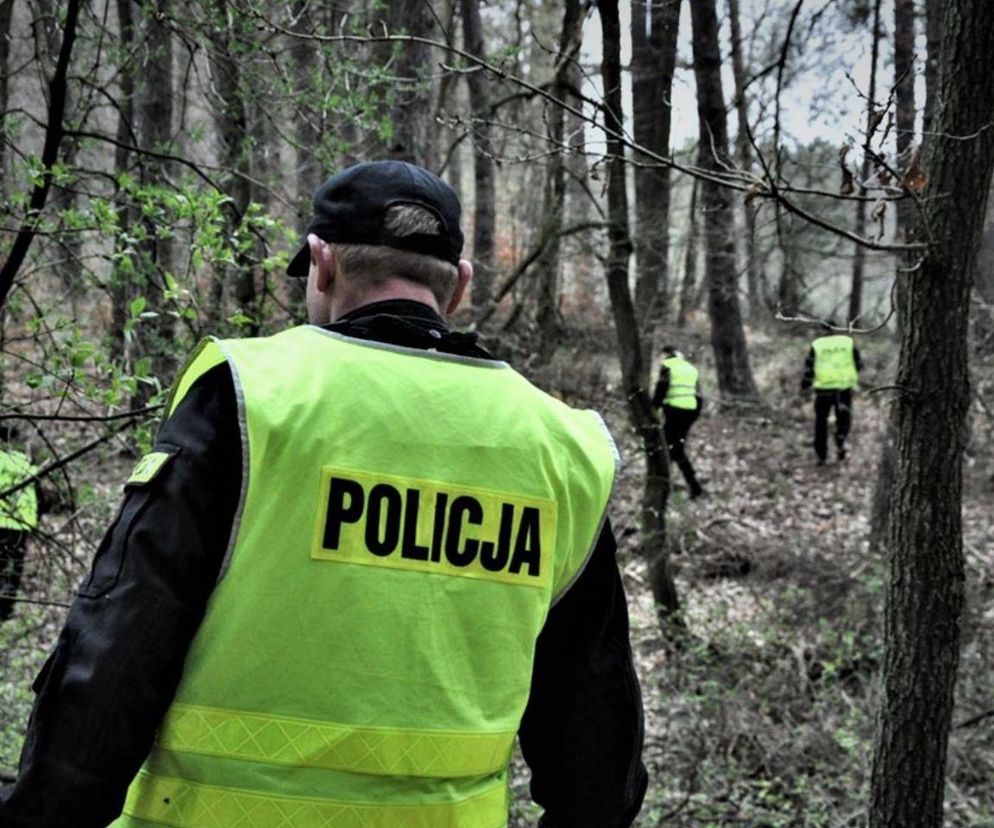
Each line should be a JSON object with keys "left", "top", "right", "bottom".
{"left": 0, "top": 425, "right": 39, "bottom": 624}
{"left": 652, "top": 344, "right": 704, "bottom": 499}
{"left": 801, "top": 324, "right": 862, "bottom": 464}
{"left": 0, "top": 161, "right": 647, "bottom": 828}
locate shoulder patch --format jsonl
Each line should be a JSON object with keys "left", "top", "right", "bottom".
{"left": 127, "top": 450, "right": 177, "bottom": 487}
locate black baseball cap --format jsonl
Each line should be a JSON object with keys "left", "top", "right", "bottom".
{"left": 286, "top": 160, "right": 464, "bottom": 277}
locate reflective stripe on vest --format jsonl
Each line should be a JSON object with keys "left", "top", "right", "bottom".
{"left": 661, "top": 357, "right": 699, "bottom": 411}
{"left": 812, "top": 335, "right": 858, "bottom": 390}
{"left": 121, "top": 326, "right": 617, "bottom": 827}
{"left": 0, "top": 450, "right": 38, "bottom": 531}
{"left": 156, "top": 703, "right": 515, "bottom": 778}
{"left": 122, "top": 770, "right": 508, "bottom": 828}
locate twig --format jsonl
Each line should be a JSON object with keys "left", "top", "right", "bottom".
{"left": 0, "top": 421, "right": 139, "bottom": 500}
{"left": 955, "top": 708, "right": 994, "bottom": 729}
{"left": 0, "top": 405, "right": 163, "bottom": 424}
{"left": 245, "top": 16, "right": 926, "bottom": 255}
{"left": 0, "top": 593, "right": 72, "bottom": 609}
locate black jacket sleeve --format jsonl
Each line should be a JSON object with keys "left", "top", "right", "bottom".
{"left": 519, "top": 519, "right": 648, "bottom": 828}
{"left": 0, "top": 364, "right": 239, "bottom": 828}
{"left": 651, "top": 367, "right": 671, "bottom": 409}
{"left": 801, "top": 347, "right": 816, "bottom": 391}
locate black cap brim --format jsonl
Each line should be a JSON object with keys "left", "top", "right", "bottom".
{"left": 286, "top": 242, "right": 311, "bottom": 278}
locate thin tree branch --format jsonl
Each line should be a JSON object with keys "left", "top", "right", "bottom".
{"left": 0, "top": 0, "right": 83, "bottom": 310}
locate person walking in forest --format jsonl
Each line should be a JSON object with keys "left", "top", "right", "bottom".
{"left": 801, "top": 323, "right": 862, "bottom": 465}
{"left": 0, "top": 160, "right": 647, "bottom": 828}
{"left": 0, "top": 425, "right": 39, "bottom": 625}
{"left": 652, "top": 344, "right": 705, "bottom": 499}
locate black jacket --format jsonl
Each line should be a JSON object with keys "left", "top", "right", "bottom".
{"left": 0, "top": 301, "right": 648, "bottom": 828}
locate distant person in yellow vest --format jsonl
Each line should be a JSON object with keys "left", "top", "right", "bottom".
{"left": 0, "top": 161, "right": 647, "bottom": 828}
{"left": 651, "top": 345, "right": 704, "bottom": 499}
{"left": 801, "top": 323, "right": 862, "bottom": 465}
{"left": 0, "top": 425, "right": 39, "bottom": 624}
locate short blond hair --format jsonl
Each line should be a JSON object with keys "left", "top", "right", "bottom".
{"left": 333, "top": 205, "right": 458, "bottom": 305}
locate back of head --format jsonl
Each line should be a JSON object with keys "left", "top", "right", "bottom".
{"left": 287, "top": 160, "right": 464, "bottom": 306}
{"left": 334, "top": 204, "right": 458, "bottom": 304}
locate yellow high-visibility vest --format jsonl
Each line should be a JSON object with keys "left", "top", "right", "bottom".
{"left": 113, "top": 325, "right": 617, "bottom": 828}
{"left": 661, "top": 357, "right": 699, "bottom": 411}
{"left": 0, "top": 449, "right": 38, "bottom": 531}
{"left": 812, "top": 335, "right": 859, "bottom": 390}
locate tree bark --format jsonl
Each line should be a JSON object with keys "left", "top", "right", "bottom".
{"left": 0, "top": 0, "right": 82, "bottom": 312}
{"left": 0, "top": 0, "right": 12, "bottom": 397}
{"left": 35, "top": 0, "right": 83, "bottom": 313}
{"left": 375, "top": 0, "right": 437, "bottom": 169}
{"left": 533, "top": 0, "right": 584, "bottom": 362}
{"left": 777, "top": 222, "right": 804, "bottom": 315}
{"left": 461, "top": 0, "right": 496, "bottom": 312}
{"left": 727, "top": 0, "right": 764, "bottom": 319}
{"left": 869, "top": 0, "right": 920, "bottom": 550}
{"left": 631, "top": 0, "right": 681, "bottom": 340}
{"left": 848, "top": 0, "right": 883, "bottom": 325}
{"left": 689, "top": 0, "right": 758, "bottom": 398}
{"left": 922, "top": 0, "right": 941, "bottom": 146}
{"left": 598, "top": 0, "right": 679, "bottom": 623}
{"left": 133, "top": 0, "right": 176, "bottom": 398}
{"left": 207, "top": 0, "right": 257, "bottom": 331}
{"left": 109, "top": 0, "right": 137, "bottom": 363}
{"left": 0, "top": 0, "right": 14, "bottom": 197}
{"left": 677, "top": 177, "right": 699, "bottom": 328}
{"left": 868, "top": 3, "right": 994, "bottom": 824}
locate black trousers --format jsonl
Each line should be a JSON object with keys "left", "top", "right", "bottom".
{"left": 813, "top": 389, "right": 853, "bottom": 461}
{"left": 0, "top": 528, "right": 28, "bottom": 623}
{"left": 662, "top": 405, "right": 702, "bottom": 495}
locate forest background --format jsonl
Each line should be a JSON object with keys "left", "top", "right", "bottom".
{"left": 1, "top": 0, "right": 993, "bottom": 826}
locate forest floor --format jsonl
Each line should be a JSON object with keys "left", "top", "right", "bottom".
{"left": 1, "top": 318, "right": 993, "bottom": 827}
{"left": 506, "top": 319, "right": 994, "bottom": 827}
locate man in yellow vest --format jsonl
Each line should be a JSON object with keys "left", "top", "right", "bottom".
{"left": 0, "top": 425, "right": 39, "bottom": 624}
{"left": 801, "top": 324, "right": 862, "bottom": 465}
{"left": 651, "top": 345, "right": 704, "bottom": 499}
{"left": 0, "top": 161, "right": 647, "bottom": 828}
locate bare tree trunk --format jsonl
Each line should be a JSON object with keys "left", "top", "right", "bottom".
{"left": 0, "top": 0, "right": 82, "bottom": 311}
{"left": 676, "top": 178, "right": 699, "bottom": 328}
{"left": 777, "top": 213, "right": 805, "bottom": 315}
{"left": 848, "top": 0, "right": 883, "bottom": 325}
{"left": 922, "top": 0, "right": 941, "bottom": 145}
{"left": 598, "top": 0, "right": 679, "bottom": 623}
{"left": 133, "top": 0, "right": 176, "bottom": 398}
{"left": 109, "top": 0, "right": 136, "bottom": 363}
{"left": 0, "top": 0, "right": 14, "bottom": 198}
{"left": 976, "top": 171, "right": 994, "bottom": 353}
{"left": 375, "top": 0, "right": 436, "bottom": 168}
{"left": 291, "top": 1, "right": 325, "bottom": 210}
{"left": 868, "top": 3, "right": 994, "bottom": 824}
{"left": 727, "top": 0, "right": 763, "bottom": 320}
{"left": 462, "top": 0, "right": 496, "bottom": 311}
{"left": 631, "top": 0, "right": 681, "bottom": 341}
{"left": 534, "top": 0, "right": 584, "bottom": 361}
{"left": 207, "top": 0, "right": 257, "bottom": 331}
{"left": 34, "top": 0, "right": 83, "bottom": 314}
{"left": 870, "top": 0, "right": 919, "bottom": 551}
{"left": 0, "top": 0, "right": 12, "bottom": 397}
{"left": 689, "top": 0, "right": 758, "bottom": 398}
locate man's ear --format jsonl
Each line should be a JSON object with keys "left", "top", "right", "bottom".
{"left": 308, "top": 234, "right": 335, "bottom": 292}
{"left": 447, "top": 259, "right": 473, "bottom": 315}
